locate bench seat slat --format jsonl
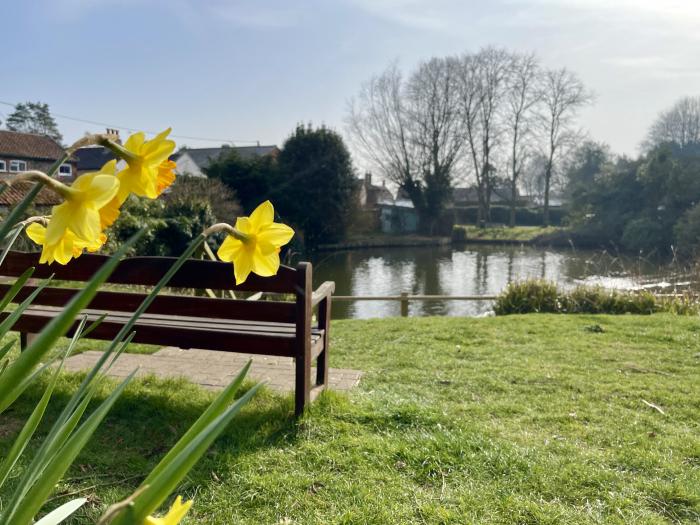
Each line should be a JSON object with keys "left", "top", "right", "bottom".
{"left": 3, "top": 308, "right": 323, "bottom": 358}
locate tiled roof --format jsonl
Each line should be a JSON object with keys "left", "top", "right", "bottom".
{"left": 0, "top": 130, "right": 65, "bottom": 160}
{"left": 171, "top": 145, "right": 279, "bottom": 168}
{"left": 74, "top": 147, "right": 117, "bottom": 171}
{"left": 0, "top": 180, "right": 62, "bottom": 207}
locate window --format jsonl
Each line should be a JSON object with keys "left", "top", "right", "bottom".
{"left": 58, "top": 163, "right": 72, "bottom": 177}
{"left": 0, "top": 160, "right": 5, "bottom": 172}
{"left": 9, "top": 160, "right": 27, "bottom": 173}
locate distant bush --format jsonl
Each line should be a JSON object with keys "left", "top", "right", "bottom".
{"left": 493, "top": 280, "right": 560, "bottom": 314}
{"left": 493, "top": 280, "right": 685, "bottom": 315}
{"left": 562, "top": 286, "right": 657, "bottom": 314}
{"left": 621, "top": 217, "right": 668, "bottom": 254}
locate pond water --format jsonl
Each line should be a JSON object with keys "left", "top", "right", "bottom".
{"left": 309, "top": 244, "right": 697, "bottom": 319}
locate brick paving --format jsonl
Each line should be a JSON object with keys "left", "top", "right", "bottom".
{"left": 63, "top": 347, "right": 363, "bottom": 393}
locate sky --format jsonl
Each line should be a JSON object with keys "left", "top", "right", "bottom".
{"left": 1, "top": 0, "right": 700, "bottom": 165}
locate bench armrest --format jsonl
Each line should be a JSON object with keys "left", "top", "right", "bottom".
{"left": 311, "top": 281, "right": 335, "bottom": 307}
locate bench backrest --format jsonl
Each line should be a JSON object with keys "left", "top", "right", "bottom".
{"left": 0, "top": 251, "right": 311, "bottom": 325}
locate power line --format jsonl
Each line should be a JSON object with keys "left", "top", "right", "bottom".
{"left": 0, "top": 100, "right": 261, "bottom": 145}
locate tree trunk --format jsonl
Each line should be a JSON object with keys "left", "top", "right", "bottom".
{"left": 509, "top": 178, "right": 517, "bottom": 228}
{"left": 543, "top": 165, "right": 551, "bottom": 227}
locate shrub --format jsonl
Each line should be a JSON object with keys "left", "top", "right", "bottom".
{"left": 494, "top": 280, "right": 668, "bottom": 315}
{"left": 493, "top": 280, "right": 560, "bottom": 315}
{"left": 621, "top": 217, "right": 669, "bottom": 254}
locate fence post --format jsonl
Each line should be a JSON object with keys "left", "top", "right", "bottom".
{"left": 400, "top": 292, "right": 409, "bottom": 317}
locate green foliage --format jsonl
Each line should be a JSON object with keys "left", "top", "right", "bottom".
{"left": 205, "top": 149, "right": 280, "bottom": 213}
{"left": 673, "top": 202, "right": 700, "bottom": 257}
{"left": 105, "top": 194, "right": 217, "bottom": 256}
{"left": 495, "top": 280, "right": 664, "bottom": 315}
{"left": 276, "top": 124, "right": 356, "bottom": 246}
{"left": 167, "top": 176, "right": 241, "bottom": 222}
{"left": 5, "top": 101, "right": 62, "bottom": 143}
{"left": 621, "top": 216, "right": 667, "bottom": 253}
{"left": 567, "top": 142, "right": 700, "bottom": 255}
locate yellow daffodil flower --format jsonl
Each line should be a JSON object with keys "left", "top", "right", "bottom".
{"left": 143, "top": 496, "right": 193, "bottom": 525}
{"left": 217, "top": 200, "right": 294, "bottom": 285}
{"left": 26, "top": 223, "right": 103, "bottom": 265}
{"left": 115, "top": 128, "right": 176, "bottom": 202}
{"left": 28, "top": 161, "right": 119, "bottom": 264}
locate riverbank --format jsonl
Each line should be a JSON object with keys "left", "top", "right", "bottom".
{"left": 316, "top": 234, "right": 451, "bottom": 251}
{"left": 4, "top": 315, "right": 698, "bottom": 523}
{"left": 452, "top": 224, "right": 565, "bottom": 244}
{"left": 317, "top": 226, "right": 569, "bottom": 252}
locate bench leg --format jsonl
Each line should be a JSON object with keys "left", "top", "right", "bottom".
{"left": 315, "top": 297, "right": 331, "bottom": 387}
{"left": 295, "top": 355, "right": 311, "bottom": 417}
{"left": 20, "top": 332, "right": 36, "bottom": 351}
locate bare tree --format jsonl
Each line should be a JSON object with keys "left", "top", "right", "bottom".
{"left": 347, "top": 63, "right": 418, "bottom": 195}
{"left": 455, "top": 47, "right": 512, "bottom": 224}
{"left": 645, "top": 95, "right": 700, "bottom": 150}
{"left": 347, "top": 59, "right": 461, "bottom": 232}
{"left": 538, "top": 68, "right": 592, "bottom": 226}
{"left": 404, "top": 57, "right": 463, "bottom": 231}
{"left": 504, "top": 52, "right": 541, "bottom": 227}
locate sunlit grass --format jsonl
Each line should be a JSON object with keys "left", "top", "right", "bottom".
{"left": 1, "top": 314, "right": 699, "bottom": 523}
{"left": 454, "top": 225, "right": 563, "bottom": 242}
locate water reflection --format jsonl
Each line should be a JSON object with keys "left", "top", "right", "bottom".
{"left": 308, "top": 245, "right": 696, "bottom": 319}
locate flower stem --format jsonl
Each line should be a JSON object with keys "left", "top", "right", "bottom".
{"left": 8, "top": 171, "right": 76, "bottom": 199}
{"left": 98, "top": 137, "right": 138, "bottom": 163}
{"left": 201, "top": 223, "right": 250, "bottom": 243}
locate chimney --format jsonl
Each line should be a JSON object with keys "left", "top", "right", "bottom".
{"left": 105, "top": 128, "right": 121, "bottom": 144}
{"left": 364, "top": 171, "right": 372, "bottom": 186}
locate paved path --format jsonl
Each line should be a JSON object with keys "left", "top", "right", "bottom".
{"left": 64, "top": 347, "right": 363, "bottom": 393}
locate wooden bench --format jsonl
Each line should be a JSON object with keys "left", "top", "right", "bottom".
{"left": 0, "top": 251, "right": 335, "bottom": 416}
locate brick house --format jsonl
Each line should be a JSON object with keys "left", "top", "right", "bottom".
{"left": 0, "top": 130, "right": 76, "bottom": 211}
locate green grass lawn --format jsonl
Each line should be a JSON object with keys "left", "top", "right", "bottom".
{"left": 454, "top": 225, "right": 563, "bottom": 242}
{"left": 1, "top": 314, "right": 699, "bottom": 524}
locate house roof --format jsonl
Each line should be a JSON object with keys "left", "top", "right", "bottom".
{"left": 0, "top": 130, "right": 66, "bottom": 161}
{"left": 0, "top": 179, "right": 62, "bottom": 207}
{"left": 74, "top": 147, "right": 117, "bottom": 171}
{"left": 172, "top": 145, "right": 279, "bottom": 169}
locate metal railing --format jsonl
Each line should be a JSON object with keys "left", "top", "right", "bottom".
{"left": 332, "top": 292, "right": 498, "bottom": 317}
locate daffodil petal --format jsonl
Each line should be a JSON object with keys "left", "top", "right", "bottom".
{"left": 26, "top": 223, "right": 46, "bottom": 244}
{"left": 233, "top": 249, "right": 254, "bottom": 285}
{"left": 100, "top": 196, "right": 122, "bottom": 229}
{"left": 234, "top": 217, "right": 253, "bottom": 236}
{"left": 45, "top": 203, "right": 72, "bottom": 244}
{"left": 67, "top": 207, "right": 101, "bottom": 242}
{"left": 123, "top": 131, "right": 145, "bottom": 152}
{"left": 257, "top": 223, "right": 295, "bottom": 254}
{"left": 248, "top": 200, "right": 274, "bottom": 231}
{"left": 84, "top": 174, "right": 120, "bottom": 208}
{"left": 217, "top": 235, "right": 244, "bottom": 262}
{"left": 252, "top": 248, "right": 280, "bottom": 277}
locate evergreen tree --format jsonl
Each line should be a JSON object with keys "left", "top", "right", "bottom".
{"left": 6, "top": 102, "right": 63, "bottom": 143}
